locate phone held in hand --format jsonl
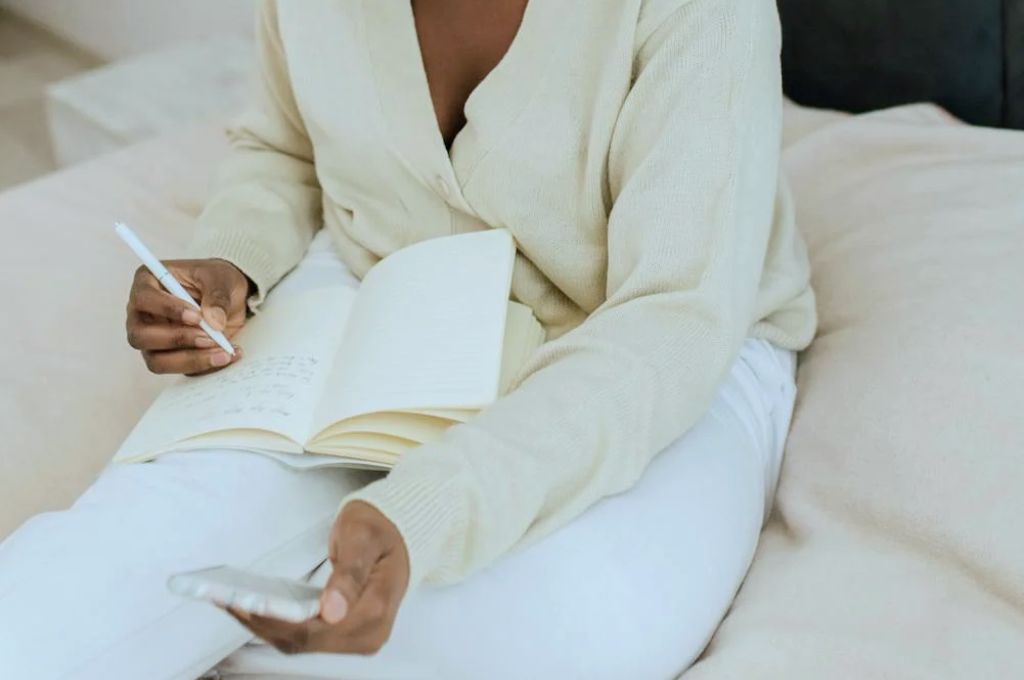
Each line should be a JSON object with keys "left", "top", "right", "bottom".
{"left": 168, "top": 565, "right": 322, "bottom": 623}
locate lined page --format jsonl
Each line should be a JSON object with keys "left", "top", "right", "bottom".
{"left": 310, "top": 230, "right": 515, "bottom": 437}
{"left": 115, "top": 285, "right": 356, "bottom": 462}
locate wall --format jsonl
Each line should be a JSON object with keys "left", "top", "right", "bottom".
{"left": 0, "top": 0, "right": 258, "bottom": 60}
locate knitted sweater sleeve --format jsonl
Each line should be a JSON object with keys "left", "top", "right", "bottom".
{"left": 187, "top": 0, "right": 319, "bottom": 308}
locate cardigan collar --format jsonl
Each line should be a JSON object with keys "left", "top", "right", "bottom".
{"left": 363, "top": 1, "right": 564, "bottom": 213}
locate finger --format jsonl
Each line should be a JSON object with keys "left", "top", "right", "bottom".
{"left": 126, "top": 315, "right": 218, "bottom": 350}
{"left": 354, "top": 555, "right": 406, "bottom": 632}
{"left": 224, "top": 605, "right": 251, "bottom": 622}
{"left": 131, "top": 265, "right": 162, "bottom": 296}
{"left": 142, "top": 346, "right": 241, "bottom": 375}
{"left": 305, "top": 626, "right": 387, "bottom": 655}
{"left": 193, "top": 266, "right": 237, "bottom": 332}
{"left": 314, "top": 552, "right": 407, "bottom": 646}
{"left": 321, "top": 524, "right": 382, "bottom": 624}
{"left": 132, "top": 286, "right": 201, "bottom": 325}
{"left": 223, "top": 606, "right": 258, "bottom": 636}
{"left": 279, "top": 559, "right": 405, "bottom": 655}
{"left": 224, "top": 606, "right": 300, "bottom": 652}
{"left": 242, "top": 614, "right": 328, "bottom": 655}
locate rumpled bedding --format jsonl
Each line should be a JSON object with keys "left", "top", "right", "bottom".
{"left": 1, "top": 102, "right": 1022, "bottom": 678}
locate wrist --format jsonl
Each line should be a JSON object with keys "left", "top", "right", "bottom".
{"left": 335, "top": 499, "right": 411, "bottom": 587}
{"left": 210, "top": 258, "right": 253, "bottom": 290}
{"left": 186, "top": 229, "right": 277, "bottom": 309}
{"left": 338, "top": 466, "right": 464, "bottom": 590}
{"left": 340, "top": 501, "right": 406, "bottom": 552}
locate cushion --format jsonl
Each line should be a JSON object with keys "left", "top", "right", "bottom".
{"left": 684, "top": 104, "right": 1024, "bottom": 677}
{"left": 778, "top": 0, "right": 1024, "bottom": 129}
{"left": 0, "top": 125, "right": 229, "bottom": 538}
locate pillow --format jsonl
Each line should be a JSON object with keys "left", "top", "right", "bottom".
{"left": 0, "top": 124, "right": 228, "bottom": 538}
{"left": 778, "top": 0, "right": 1024, "bottom": 129}
{"left": 684, "top": 104, "right": 1024, "bottom": 676}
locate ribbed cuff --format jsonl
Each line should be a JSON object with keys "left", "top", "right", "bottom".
{"left": 336, "top": 466, "right": 464, "bottom": 591}
{"left": 186, "top": 229, "right": 279, "bottom": 311}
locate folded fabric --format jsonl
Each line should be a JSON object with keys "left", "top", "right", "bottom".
{"left": 683, "top": 104, "right": 1024, "bottom": 678}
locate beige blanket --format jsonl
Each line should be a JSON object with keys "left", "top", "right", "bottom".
{"left": 1, "top": 104, "right": 1022, "bottom": 676}
{"left": 0, "top": 126, "right": 228, "bottom": 537}
{"left": 684, "top": 104, "right": 1024, "bottom": 678}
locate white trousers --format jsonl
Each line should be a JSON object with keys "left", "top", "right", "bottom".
{"left": 0, "top": 232, "right": 797, "bottom": 680}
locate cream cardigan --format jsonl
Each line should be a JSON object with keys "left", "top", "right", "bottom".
{"left": 190, "top": 0, "right": 817, "bottom": 589}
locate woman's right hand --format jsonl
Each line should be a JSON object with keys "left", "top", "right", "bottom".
{"left": 126, "top": 258, "right": 251, "bottom": 375}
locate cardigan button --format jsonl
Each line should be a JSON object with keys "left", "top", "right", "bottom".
{"left": 434, "top": 174, "right": 452, "bottom": 200}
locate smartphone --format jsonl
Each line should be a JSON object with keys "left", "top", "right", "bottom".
{"left": 168, "top": 565, "right": 323, "bottom": 623}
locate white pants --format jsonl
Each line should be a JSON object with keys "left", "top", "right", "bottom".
{"left": 0, "top": 232, "right": 797, "bottom": 680}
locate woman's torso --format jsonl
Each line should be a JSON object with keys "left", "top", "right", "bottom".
{"left": 272, "top": 0, "right": 815, "bottom": 344}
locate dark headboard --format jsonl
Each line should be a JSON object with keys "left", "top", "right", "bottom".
{"left": 778, "top": 0, "right": 1024, "bottom": 130}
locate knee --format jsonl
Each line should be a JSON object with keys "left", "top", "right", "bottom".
{"left": 444, "top": 575, "right": 714, "bottom": 680}
{"left": 442, "top": 626, "right": 694, "bottom": 680}
{"left": 542, "top": 603, "right": 709, "bottom": 680}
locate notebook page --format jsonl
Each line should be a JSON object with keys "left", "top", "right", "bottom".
{"left": 114, "top": 285, "right": 356, "bottom": 462}
{"left": 310, "top": 230, "right": 516, "bottom": 436}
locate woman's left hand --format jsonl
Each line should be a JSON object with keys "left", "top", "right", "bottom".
{"left": 225, "top": 500, "right": 410, "bottom": 655}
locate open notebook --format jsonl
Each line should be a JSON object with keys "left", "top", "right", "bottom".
{"left": 114, "top": 230, "right": 546, "bottom": 469}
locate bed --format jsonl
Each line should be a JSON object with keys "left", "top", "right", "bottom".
{"left": 1, "top": 2, "right": 1022, "bottom": 678}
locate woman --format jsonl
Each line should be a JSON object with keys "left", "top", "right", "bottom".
{"left": 0, "top": 0, "right": 815, "bottom": 677}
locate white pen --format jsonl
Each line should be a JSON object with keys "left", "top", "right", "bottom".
{"left": 114, "top": 222, "right": 236, "bottom": 356}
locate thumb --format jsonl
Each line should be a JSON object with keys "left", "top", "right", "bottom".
{"left": 202, "top": 303, "right": 228, "bottom": 333}
{"left": 320, "top": 526, "right": 380, "bottom": 624}
{"left": 322, "top": 563, "right": 373, "bottom": 625}
{"left": 319, "top": 572, "right": 352, "bottom": 625}
{"left": 194, "top": 268, "right": 235, "bottom": 332}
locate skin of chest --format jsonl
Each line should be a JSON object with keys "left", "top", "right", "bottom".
{"left": 411, "top": 0, "right": 529, "bottom": 148}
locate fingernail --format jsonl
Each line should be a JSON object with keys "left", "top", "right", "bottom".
{"left": 205, "top": 308, "right": 227, "bottom": 331}
{"left": 321, "top": 589, "right": 348, "bottom": 624}
{"left": 211, "top": 352, "right": 230, "bottom": 367}
{"left": 232, "top": 346, "right": 243, "bottom": 360}
{"left": 194, "top": 335, "right": 216, "bottom": 348}
{"left": 182, "top": 309, "right": 201, "bottom": 325}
